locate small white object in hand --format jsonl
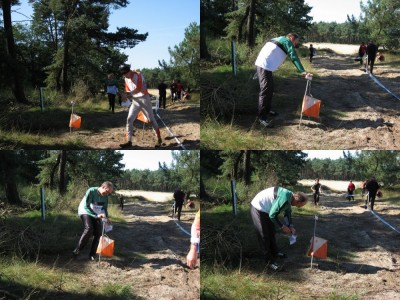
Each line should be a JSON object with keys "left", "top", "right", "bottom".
{"left": 289, "top": 234, "right": 297, "bottom": 245}
{"left": 121, "top": 100, "right": 131, "bottom": 107}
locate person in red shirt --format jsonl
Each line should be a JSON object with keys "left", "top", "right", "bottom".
{"left": 176, "top": 80, "right": 183, "bottom": 100}
{"left": 347, "top": 180, "right": 356, "bottom": 201}
{"left": 358, "top": 42, "right": 367, "bottom": 65}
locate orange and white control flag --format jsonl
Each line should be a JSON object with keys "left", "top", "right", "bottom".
{"left": 136, "top": 111, "right": 149, "bottom": 123}
{"left": 302, "top": 95, "right": 321, "bottom": 118}
{"left": 69, "top": 113, "right": 81, "bottom": 128}
{"left": 307, "top": 236, "right": 328, "bottom": 259}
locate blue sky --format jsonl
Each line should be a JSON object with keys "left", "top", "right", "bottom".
{"left": 11, "top": 0, "right": 200, "bottom": 70}
{"left": 305, "top": 0, "right": 366, "bottom": 23}
{"left": 119, "top": 150, "right": 174, "bottom": 170}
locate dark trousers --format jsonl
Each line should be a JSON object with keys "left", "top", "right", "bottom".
{"left": 174, "top": 201, "right": 183, "bottom": 220}
{"left": 170, "top": 90, "right": 176, "bottom": 101}
{"left": 108, "top": 93, "right": 116, "bottom": 112}
{"left": 75, "top": 214, "right": 102, "bottom": 257}
{"left": 159, "top": 92, "right": 166, "bottom": 109}
{"left": 366, "top": 192, "right": 377, "bottom": 210}
{"left": 313, "top": 193, "right": 320, "bottom": 205}
{"left": 257, "top": 66, "right": 274, "bottom": 120}
{"left": 348, "top": 190, "right": 354, "bottom": 200}
{"left": 368, "top": 56, "right": 376, "bottom": 73}
{"left": 250, "top": 205, "right": 278, "bottom": 261}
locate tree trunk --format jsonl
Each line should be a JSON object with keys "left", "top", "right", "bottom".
{"left": 59, "top": 150, "right": 67, "bottom": 195}
{"left": 200, "top": 177, "right": 207, "bottom": 199}
{"left": 62, "top": 26, "right": 70, "bottom": 94}
{"left": 200, "top": 20, "right": 210, "bottom": 59}
{"left": 232, "top": 151, "right": 244, "bottom": 180}
{"left": 232, "top": 0, "right": 237, "bottom": 11}
{"left": 1, "top": 0, "right": 28, "bottom": 104}
{"left": 243, "top": 150, "right": 251, "bottom": 185}
{"left": 50, "top": 153, "right": 61, "bottom": 188}
{"left": 247, "top": 0, "right": 256, "bottom": 47}
{"left": 238, "top": 6, "right": 250, "bottom": 42}
{"left": 0, "top": 151, "right": 22, "bottom": 205}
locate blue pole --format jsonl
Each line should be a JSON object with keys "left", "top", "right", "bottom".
{"left": 231, "top": 40, "right": 237, "bottom": 76}
{"left": 40, "top": 187, "right": 45, "bottom": 220}
{"left": 230, "top": 179, "right": 237, "bottom": 216}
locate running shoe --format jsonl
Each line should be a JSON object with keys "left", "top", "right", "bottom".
{"left": 119, "top": 141, "right": 132, "bottom": 148}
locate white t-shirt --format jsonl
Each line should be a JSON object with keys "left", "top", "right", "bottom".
{"left": 255, "top": 42, "right": 287, "bottom": 72}
{"left": 250, "top": 187, "right": 275, "bottom": 212}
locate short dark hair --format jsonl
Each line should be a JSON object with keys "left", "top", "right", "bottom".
{"left": 101, "top": 181, "right": 114, "bottom": 190}
{"left": 296, "top": 192, "right": 308, "bottom": 203}
{"left": 287, "top": 33, "right": 300, "bottom": 40}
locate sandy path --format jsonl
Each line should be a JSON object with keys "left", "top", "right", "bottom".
{"left": 233, "top": 43, "right": 400, "bottom": 149}
{"left": 55, "top": 194, "right": 199, "bottom": 299}
{"left": 243, "top": 190, "right": 400, "bottom": 299}
{"left": 60, "top": 89, "right": 200, "bottom": 149}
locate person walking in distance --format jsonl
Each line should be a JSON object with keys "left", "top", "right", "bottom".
{"left": 347, "top": 180, "right": 355, "bottom": 201}
{"left": 170, "top": 80, "right": 177, "bottom": 102}
{"left": 105, "top": 73, "right": 118, "bottom": 113}
{"left": 173, "top": 188, "right": 185, "bottom": 221}
{"left": 309, "top": 44, "right": 315, "bottom": 62}
{"left": 358, "top": 42, "right": 367, "bottom": 65}
{"left": 365, "top": 176, "right": 380, "bottom": 210}
{"left": 366, "top": 41, "right": 378, "bottom": 74}
{"left": 157, "top": 80, "right": 167, "bottom": 109}
{"left": 311, "top": 178, "right": 321, "bottom": 206}
{"left": 118, "top": 64, "right": 162, "bottom": 148}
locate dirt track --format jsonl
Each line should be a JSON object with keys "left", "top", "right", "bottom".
{"left": 238, "top": 43, "right": 400, "bottom": 149}
{"left": 59, "top": 194, "right": 199, "bottom": 300}
{"left": 61, "top": 89, "right": 200, "bottom": 149}
{"left": 270, "top": 180, "right": 400, "bottom": 299}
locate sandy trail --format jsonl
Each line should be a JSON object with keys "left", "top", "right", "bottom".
{"left": 234, "top": 43, "right": 400, "bottom": 149}
{"left": 55, "top": 193, "right": 199, "bottom": 300}
{"left": 271, "top": 180, "right": 400, "bottom": 299}
{"left": 61, "top": 89, "right": 199, "bottom": 149}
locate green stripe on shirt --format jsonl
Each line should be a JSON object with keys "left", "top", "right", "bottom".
{"left": 273, "top": 36, "right": 305, "bottom": 73}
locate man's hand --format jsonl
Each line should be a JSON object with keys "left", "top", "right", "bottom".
{"left": 97, "top": 213, "right": 106, "bottom": 219}
{"left": 186, "top": 244, "right": 198, "bottom": 269}
{"left": 290, "top": 227, "right": 296, "bottom": 235}
{"left": 281, "top": 225, "right": 292, "bottom": 234}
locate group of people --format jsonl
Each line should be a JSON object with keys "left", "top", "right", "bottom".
{"left": 357, "top": 41, "right": 384, "bottom": 74}
{"left": 310, "top": 177, "right": 382, "bottom": 211}
{"left": 347, "top": 177, "right": 381, "bottom": 210}
{"left": 157, "top": 79, "right": 190, "bottom": 109}
{"left": 72, "top": 182, "right": 200, "bottom": 269}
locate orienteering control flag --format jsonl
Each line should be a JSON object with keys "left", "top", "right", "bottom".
{"left": 137, "top": 111, "right": 150, "bottom": 123}
{"left": 302, "top": 95, "right": 321, "bottom": 118}
{"left": 308, "top": 236, "right": 328, "bottom": 259}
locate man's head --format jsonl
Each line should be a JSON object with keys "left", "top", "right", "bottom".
{"left": 98, "top": 181, "right": 114, "bottom": 196}
{"left": 291, "top": 192, "right": 308, "bottom": 208}
{"left": 316, "top": 178, "right": 319, "bottom": 183}
{"left": 287, "top": 33, "right": 300, "bottom": 48}
{"left": 119, "top": 64, "right": 131, "bottom": 77}
{"left": 107, "top": 73, "right": 114, "bottom": 80}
